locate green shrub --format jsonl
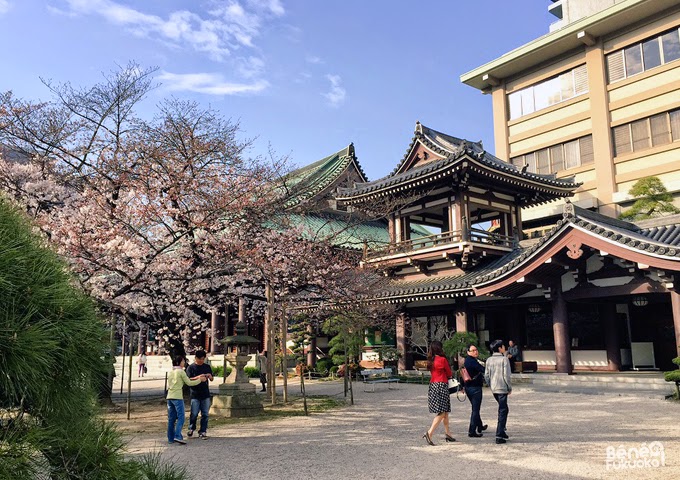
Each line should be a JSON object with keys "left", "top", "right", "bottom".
{"left": 673, "top": 356, "right": 680, "bottom": 367}
{"left": 0, "top": 198, "right": 190, "bottom": 479}
{"left": 244, "top": 366, "right": 260, "bottom": 378}
{"left": 329, "top": 366, "right": 339, "bottom": 375}
{"left": 210, "top": 365, "right": 232, "bottom": 378}
{"left": 664, "top": 370, "right": 680, "bottom": 382}
{"left": 443, "top": 332, "right": 490, "bottom": 362}
{"left": 315, "top": 357, "right": 334, "bottom": 374}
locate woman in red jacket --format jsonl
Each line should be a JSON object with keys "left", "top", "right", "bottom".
{"left": 423, "top": 340, "right": 455, "bottom": 445}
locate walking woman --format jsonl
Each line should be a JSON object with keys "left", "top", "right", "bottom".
{"left": 464, "top": 343, "right": 487, "bottom": 437}
{"left": 423, "top": 340, "right": 455, "bottom": 445}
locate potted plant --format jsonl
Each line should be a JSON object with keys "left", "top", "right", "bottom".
{"left": 375, "top": 345, "right": 401, "bottom": 373}
{"left": 664, "top": 356, "right": 680, "bottom": 400}
{"left": 443, "top": 332, "right": 489, "bottom": 370}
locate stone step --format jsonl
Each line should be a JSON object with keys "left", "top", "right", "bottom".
{"left": 518, "top": 385, "right": 674, "bottom": 400}
{"left": 513, "top": 374, "right": 674, "bottom": 394}
{"left": 514, "top": 373, "right": 667, "bottom": 385}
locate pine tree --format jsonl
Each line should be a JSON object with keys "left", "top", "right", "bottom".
{"left": 619, "top": 176, "right": 680, "bottom": 220}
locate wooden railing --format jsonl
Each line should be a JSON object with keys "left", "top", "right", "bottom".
{"left": 468, "top": 228, "right": 515, "bottom": 248}
{"left": 364, "top": 228, "right": 515, "bottom": 261}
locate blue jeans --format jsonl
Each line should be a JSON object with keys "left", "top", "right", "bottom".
{"left": 189, "top": 397, "right": 211, "bottom": 434}
{"left": 466, "top": 386, "right": 483, "bottom": 434}
{"left": 167, "top": 399, "right": 185, "bottom": 444}
{"left": 493, "top": 393, "right": 509, "bottom": 438}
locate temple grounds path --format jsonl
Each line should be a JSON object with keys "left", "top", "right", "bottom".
{"left": 116, "top": 380, "right": 679, "bottom": 480}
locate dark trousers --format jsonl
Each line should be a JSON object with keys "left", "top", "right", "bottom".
{"left": 259, "top": 373, "right": 267, "bottom": 390}
{"left": 493, "top": 393, "right": 509, "bottom": 438}
{"left": 466, "top": 386, "right": 483, "bottom": 434}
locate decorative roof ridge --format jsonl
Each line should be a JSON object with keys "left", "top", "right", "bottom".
{"left": 337, "top": 153, "right": 456, "bottom": 197}
{"left": 338, "top": 148, "right": 580, "bottom": 199}
{"left": 635, "top": 213, "right": 680, "bottom": 230}
{"left": 284, "top": 144, "right": 360, "bottom": 209}
{"left": 347, "top": 142, "right": 369, "bottom": 183}
{"left": 565, "top": 202, "right": 639, "bottom": 231}
{"left": 389, "top": 121, "right": 423, "bottom": 176}
{"left": 475, "top": 201, "right": 680, "bottom": 286}
{"left": 383, "top": 121, "right": 580, "bottom": 190}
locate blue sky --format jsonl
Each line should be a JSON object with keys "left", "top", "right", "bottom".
{"left": 0, "top": 1, "right": 555, "bottom": 180}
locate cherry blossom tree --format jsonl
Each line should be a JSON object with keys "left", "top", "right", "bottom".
{"left": 0, "top": 63, "right": 288, "bottom": 358}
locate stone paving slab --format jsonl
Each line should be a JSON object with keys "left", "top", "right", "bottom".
{"left": 121, "top": 380, "right": 679, "bottom": 480}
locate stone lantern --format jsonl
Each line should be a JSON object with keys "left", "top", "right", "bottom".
{"left": 209, "top": 319, "right": 264, "bottom": 417}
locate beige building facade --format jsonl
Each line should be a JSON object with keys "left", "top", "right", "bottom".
{"left": 462, "top": 0, "right": 680, "bottom": 234}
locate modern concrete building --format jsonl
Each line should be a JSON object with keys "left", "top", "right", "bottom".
{"left": 461, "top": 0, "right": 680, "bottom": 235}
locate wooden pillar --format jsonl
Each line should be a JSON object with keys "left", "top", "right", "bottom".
{"left": 455, "top": 298, "right": 468, "bottom": 332}
{"left": 210, "top": 311, "right": 220, "bottom": 355}
{"left": 671, "top": 290, "right": 680, "bottom": 358}
{"left": 225, "top": 304, "right": 234, "bottom": 339}
{"left": 602, "top": 303, "right": 621, "bottom": 371}
{"left": 307, "top": 324, "right": 317, "bottom": 368}
{"left": 388, "top": 214, "right": 395, "bottom": 243}
{"left": 396, "top": 313, "right": 412, "bottom": 371}
{"left": 551, "top": 283, "right": 573, "bottom": 374}
{"left": 137, "top": 323, "right": 147, "bottom": 355}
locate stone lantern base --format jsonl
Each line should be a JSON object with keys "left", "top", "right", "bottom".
{"left": 210, "top": 382, "right": 264, "bottom": 418}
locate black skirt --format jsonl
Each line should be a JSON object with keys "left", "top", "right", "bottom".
{"left": 428, "top": 382, "right": 451, "bottom": 414}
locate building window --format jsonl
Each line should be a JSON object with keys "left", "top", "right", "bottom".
{"left": 612, "top": 108, "right": 680, "bottom": 156}
{"left": 511, "top": 135, "right": 594, "bottom": 174}
{"left": 607, "top": 27, "right": 680, "bottom": 83}
{"left": 508, "top": 64, "right": 588, "bottom": 120}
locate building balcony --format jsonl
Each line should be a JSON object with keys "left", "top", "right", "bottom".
{"left": 363, "top": 228, "right": 516, "bottom": 266}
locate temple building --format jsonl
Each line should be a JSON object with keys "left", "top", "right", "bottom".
{"left": 461, "top": 0, "right": 680, "bottom": 236}
{"left": 337, "top": 122, "right": 680, "bottom": 373}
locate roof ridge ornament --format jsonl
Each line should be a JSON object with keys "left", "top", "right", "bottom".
{"left": 563, "top": 200, "right": 575, "bottom": 219}
{"left": 415, "top": 121, "right": 422, "bottom": 134}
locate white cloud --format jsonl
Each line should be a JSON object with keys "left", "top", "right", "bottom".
{"left": 247, "top": 0, "right": 285, "bottom": 16}
{"left": 158, "top": 71, "right": 269, "bottom": 96}
{"left": 0, "top": 0, "right": 11, "bottom": 15}
{"left": 58, "top": 0, "right": 284, "bottom": 62}
{"left": 322, "top": 74, "right": 346, "bottom": 107}
{"left": 236, "top": 56, "right": 266, "bottom": 79}
{"left": 305, "top": 55, "right": 323, "bottom": 65}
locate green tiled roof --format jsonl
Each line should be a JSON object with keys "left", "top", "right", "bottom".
{"left": 284, "top": 212, "right": 390, "bottom": 250}
{"left": 283, "top": 144, "right": 367, "bottom": 208}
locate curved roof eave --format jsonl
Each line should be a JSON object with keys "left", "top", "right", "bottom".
{"left": 472, "top": 203, "right": 680, "bottom": 296}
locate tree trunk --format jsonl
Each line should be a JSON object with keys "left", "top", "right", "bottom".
{"left": 281, "top": 305, "right": 288, "bottom": 403}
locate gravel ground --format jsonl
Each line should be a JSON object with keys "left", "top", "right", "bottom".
{"left": 122, "top": 380, "right": 679, "bottom": 480}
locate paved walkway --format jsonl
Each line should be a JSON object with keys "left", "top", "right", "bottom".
{"left": 120, "top": 379, "right": 679, "bottom": 480}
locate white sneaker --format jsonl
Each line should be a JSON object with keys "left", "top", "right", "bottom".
{"left": 198, "top": 432, "right": 208, "bottom": 440}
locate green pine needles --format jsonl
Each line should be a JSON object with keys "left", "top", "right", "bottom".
{"left": 619, "top": 176, "right": 680, "bottom": 221}
{"left": 0, "top": 198, "right": 187, "bottom": 480}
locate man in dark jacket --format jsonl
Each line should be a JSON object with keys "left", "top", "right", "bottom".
{"left": 463, "top": 344, "right": 487, "bottom": 437}
{"left": 186, "top": 350, "right": 213, "bottom": 439}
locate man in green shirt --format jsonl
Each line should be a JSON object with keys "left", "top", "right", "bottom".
{"left": 166, "top": 356, "right": 206, "bottom": 444}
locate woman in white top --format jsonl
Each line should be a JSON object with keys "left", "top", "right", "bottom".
{"left": 137, "top": 352, "right": 147, "bottom": 377}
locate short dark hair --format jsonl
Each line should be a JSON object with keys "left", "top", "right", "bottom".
{"left": 490, "top": 339, "right": 505, "bottom": 353}
{"left": 195, "top": 350, "right": 207, "bottom": 359}
{"left": 466, "top": 343, "right": 477, "bottom": 352}
{"left": 172, "top": 356, "right": 185, "bottom": 367}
